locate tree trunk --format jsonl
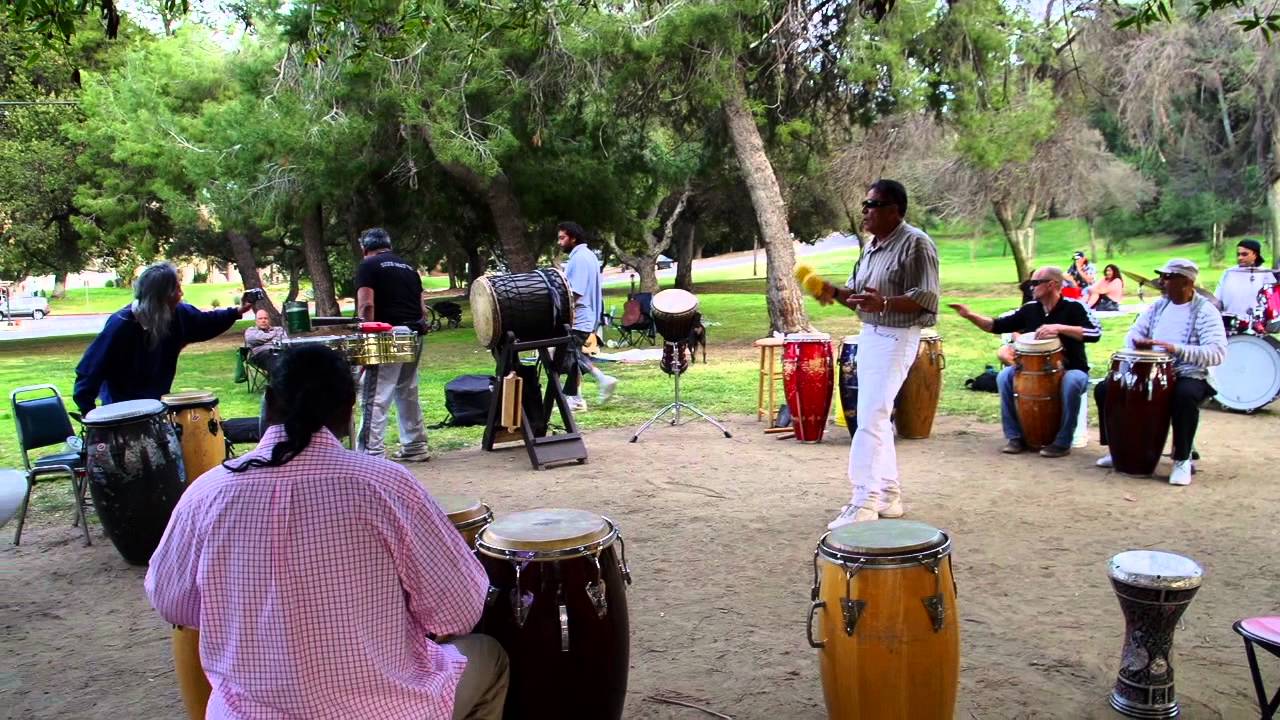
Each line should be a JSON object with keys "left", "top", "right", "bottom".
{"left": 52, "top": 272, "right": 67, "bottom": 299}
{"left": 605, "top": 186, "right": 690, "bottom": 296}
{"left": 1087, "top": 219, "right": 1099, "bottom": 260}
{"left": 227, "top": 229, "right": 281, "bottom": 323}
{"left": 993, "top": 200, "right": 1033, "bottom": 282}
{"left": 286, "top": 261, "right": 301, "bottom": 303}
{"left": 466, "top": 245, "right": 484, "bottom": 284}
{"left": 1270, "top": 118, "right": 1280, "bottom": 265}
{"left": 675, "top": 222, "right": 696, "bottom": 291}
{"left": 723, "top": 69, "right": 809, "bottom": 334}
{"left": 300, "top": 202, "right": 340, "bottom": 316}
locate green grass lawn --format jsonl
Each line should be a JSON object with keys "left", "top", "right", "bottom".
{"left": 3, "top": 217, "right": 1227, "bottom": 520}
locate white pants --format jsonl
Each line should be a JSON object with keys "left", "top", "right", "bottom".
{"left": 847, "top": 325, "right": 922, "bottom": 507}
{"left": 357, "top": 350, "right": 428, "bottom": 456}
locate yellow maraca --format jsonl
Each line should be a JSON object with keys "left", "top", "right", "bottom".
{"left": 793, "top": 262, "right": 836, "bottom": 304}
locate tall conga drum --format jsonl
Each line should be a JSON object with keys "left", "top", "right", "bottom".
{"left": 438, "top": 494, "right": 493, "bottom": 548}
{"left": 783, "top": 333, "right": 834, "bottom": 443}
{"left": 1012, "top": 337, "right": 1065, "bottom": 449}
{"left": 1107, "top": 550, "right": 1203, "bottom": 719}
{"left": 838, "top": 335, "right": 861, "bottom": 438}
{"left": 83, "top": 399, "right": 186, "bottom": 565}
{"left": 477, "top": 509, "right": 632, "bottom": 720}
{"left": 895, "top": 329, "right": 945, "bottom": 439}
{"left": 1104, "top": 350, "right": 1175, "bottom": 475}
{"left": 808, "top": 520, "right": 959, "bottom": 719}
{"left": 161, "top": 391, "right": 226, "bottom": 484}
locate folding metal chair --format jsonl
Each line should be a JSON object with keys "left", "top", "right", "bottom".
{"left": 1235, "top": 617, "right": 1280, "bottom": 719}
{"left": 10, "top": 384, "right": 90, "bottom": 545}
{"left": 237, "top": 346, "right": 268, "bottom": 393}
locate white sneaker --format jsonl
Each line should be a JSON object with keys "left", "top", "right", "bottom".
{"left": 878, "top": 494, "right": 904, "bottom": 518}
{"left": 598, "top": 375, "right": 618, "bottom": 404}
{"left": 827, "top": 505, "right": 879, "bottom": 530}
{"left": 1095, "top": 454, "right": 1113, "bottom": 468}
{"left": 567, "top": 395, "right": 587, "bottom": 412}
{"left": 1169, "top": 459, "right": 1192, "bottom": 486}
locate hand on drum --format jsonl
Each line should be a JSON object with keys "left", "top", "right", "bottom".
{"left": 1133, "top": 337, "right": 1175, "bottom": 353}
{"left": 1033, "top": 324, "right": 1060, "bottom": 340}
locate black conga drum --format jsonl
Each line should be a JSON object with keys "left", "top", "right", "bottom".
{"left": 1107, "top": 550, "right": 1203, "bottom": 719}
{"left": 1103, "top": 350, "right": 1176, "bottom": 475}
{"left": 838, "top": 335, "right": 860, "bottom": 437}
{"left": 83, "top": 399, "right": 187, "bottom": 565}
{"left": 476, "top": 508, "right": 632, "bottom": 720}
{"left": 471, "top": 269, "right": 573, "bottom": 348}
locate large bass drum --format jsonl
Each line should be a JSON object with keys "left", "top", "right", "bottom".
{"left": 471, "top": 269, "right": 573, "bottom": 349}
{"left": 1213, "top": 334, "right": 1280, "bottom": 412}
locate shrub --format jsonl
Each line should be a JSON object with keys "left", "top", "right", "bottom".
{"left": 210, "top": 298, "right": 221, "bottom": 308}
{"left": 104, "top": 279, "right": 115, "bottom": 288}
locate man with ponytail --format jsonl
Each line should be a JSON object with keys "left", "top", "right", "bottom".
{"left": 145, "top": 345, "right": 509, "bottom": 719}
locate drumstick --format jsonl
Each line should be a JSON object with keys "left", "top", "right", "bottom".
{"left": 764, "top": 426, "right": 794, "bottom": 435}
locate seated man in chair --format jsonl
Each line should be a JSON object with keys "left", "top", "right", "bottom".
{"left": 243, "top": 309, "right": 284, "bottom": 375}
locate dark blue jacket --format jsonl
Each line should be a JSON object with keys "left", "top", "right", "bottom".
{"left": 74, "top": 303, "right": 242, "bottom": 414}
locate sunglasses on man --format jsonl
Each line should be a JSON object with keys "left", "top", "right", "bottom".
{"left": 1025, "top": 278, "right": 1056, "bottom": 287}
{"left": 861, "top": 199, "right": 895, "bottom": 210}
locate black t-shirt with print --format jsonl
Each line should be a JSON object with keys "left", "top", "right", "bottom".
{"left": 354, "top": 251, "right": 424, "bottom": 328}
{"left": 991, "top": 298, "right": 1100, "bottom": 372}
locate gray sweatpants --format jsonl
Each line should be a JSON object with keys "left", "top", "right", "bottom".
{"left": 357, "top": 349, "right": 428, "bottom": 456}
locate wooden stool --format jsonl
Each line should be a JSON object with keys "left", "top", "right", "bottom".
{"left": 754, "top": 337, "right": 785, "bottom": 423}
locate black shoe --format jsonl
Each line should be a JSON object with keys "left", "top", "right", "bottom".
{"left": 1039, "top": 444, "right": 1071, "bottom": 458}
{"left": 1001, "top": 439, "right": 1026, "bottom": 454}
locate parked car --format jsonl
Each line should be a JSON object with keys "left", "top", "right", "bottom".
{"left": 656, "top": 254, "right": 674, "bottom": 270}
{"left": 2, "top": 294, "right": 50, "bottom": 320}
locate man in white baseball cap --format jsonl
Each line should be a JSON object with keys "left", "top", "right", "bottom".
{"left": 1093, "top": 258, "right": 1227, "bottom": 485}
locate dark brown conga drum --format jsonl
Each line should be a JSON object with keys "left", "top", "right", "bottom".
{"left": 1012, "top": 337, "right": 1065, "bottom": 449}
{"left": 783, "top": 333, "right": 834, "bottom": 443}
{"left": 895, "top": 329, "right": 944, "bottom": 439}
{"left": 471, "top": 269, "right": 573, "bottom": 348}
{"left": 1103, "top": 350, "right": 1175, "bottom": 475}
{"left": 477, "top": 509, "right": 632, "bottom": 720}
{"left": 438, "top": 494, "right": 493, "bottom": 548}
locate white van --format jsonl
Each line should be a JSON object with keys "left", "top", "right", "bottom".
{"left": 2, "top": 294, "right": 50, "bottom": 320}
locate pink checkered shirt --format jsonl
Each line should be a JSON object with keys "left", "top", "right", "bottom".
{"left": 144, "top": 425, "right": 489, "bottom": 719}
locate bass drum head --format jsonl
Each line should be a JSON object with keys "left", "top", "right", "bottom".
{"left": 84, "top": 399, "right": 167, "bottom": 426}
{"left": 470, "top": 277, "right": 501, "bottom": 348}
{"left": 478, "top": 508, "right": 610, "bottom": 555}
{"left": 1214, "top": 334, "right": 1280, "bottom": 411}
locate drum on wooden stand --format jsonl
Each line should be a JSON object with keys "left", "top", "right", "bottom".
{"left": 838, "top": 335, "right": 860, "bottom": 438}
{"left": 783, "top": 333, "right": 834, "bottom": 443}
{"left": 1213, "top": 334, "right": 1280, "bottom": 413}
{"left": 161, "top": 391, "right": 225, "bottom": 484}
{"left": 1107, "top": 551, "right": 1203, "bottom": 719}
{"left": 471, "top": 269, "right": 573, "bottom": 348}
{"left": 1011, "top": 337, "right": 1065, "bottom": 449}
{"left": 650, "top": 289, "right": 699, "bottom": 342}
{"left": 439, "top": 494, "right": 493, "bottom": 548}
{"left": 895, "top": 329, "right": 945, "bottom": 439}
{"left": 476, "top": 509, "right": 632, "bottom": 720}
{"left": 807, "top": 520, "right": 960, "bottom": 720}
{"left": 1103, "top": 350, "right": 1175, "bottom": 475}
{"left": 83, "top": 399, "right": 186, "bottom": 565}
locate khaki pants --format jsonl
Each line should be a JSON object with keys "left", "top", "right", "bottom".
{"left": 449, "top": 634, "right": 509, "bottom": 720}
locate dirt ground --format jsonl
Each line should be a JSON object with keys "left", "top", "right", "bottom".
{"left": 4, "top": 407, "right": 1278, "bottom": 720}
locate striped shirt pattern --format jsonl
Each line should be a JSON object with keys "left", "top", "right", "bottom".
{"left": 845, "top": 221, "right": 941, "bottom": 328}
{"left": 1124, "top": 295, "right": 1227, "bottom": 379}
{"left": 144, "top": 425, "right": 489, "bottom": 720}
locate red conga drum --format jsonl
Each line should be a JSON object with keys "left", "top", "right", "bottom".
{"left": 1103, "top": 350, "right": 1175, "bottom": 475}
{"left": 783, "top": 333, "right": 834, "bottom": 443}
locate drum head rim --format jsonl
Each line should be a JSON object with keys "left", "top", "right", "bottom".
{"left": 651, "top": 288, "right": 699, "bottom": 316}
{"left": 822, "top": 519, "right": 947, "bottom": 556}
{"left": 161, "top": 391, "right": 219, "bottom": 408}
{"left": 1108, "top": 550, "right": 1203, "bottom": 590}
{"left": 1112, "top": 349, "right": 1172, "bottom": 362}
{"left": 83, "top": 399, "right": 168, "bottom": 425}
{"left": 819, "top": 530, "right": 952, "bottom": 567}
{"left": 1014, "top": 338, "right": 1062, "bottom": 354}
{"left": 470, "top": 278, "right": 501, "bottom": 348}
{"left": 437, "top": 495, "right": 488, "bottom": 523}
{"left": 784, "top": 332, "right": 832, "bottom": 342}
{"left": 476, "top": 508, "right": 613, "bottom": 555}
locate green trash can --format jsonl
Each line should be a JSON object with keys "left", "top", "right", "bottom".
{"left": 284, "top": 301, "right": 312, "bottom": 334}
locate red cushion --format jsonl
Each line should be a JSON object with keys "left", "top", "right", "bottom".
{"left": 1240, "top": 616, "right": 1280, "bottom": 646}
{"left": 1062, "top": 286, "right": 1083, "bottom": 299}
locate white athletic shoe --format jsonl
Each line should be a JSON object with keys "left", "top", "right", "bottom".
{"left": 598, "top": 375, "right": 618, "bottom": 404}
{"left": 1095, "top": 454, "right": 1114, "bottom": 468}
{"left": 1169, "top": 460, "right": 1192, "bottom": 486}
{"left": 827, "top": 505, "right": 879, "bottom": 530}
{"left": 567, "top": 395, "right": 587, "bottom": 412}
{"left": 878, "top": 495, "right": 904, "bottom": 519}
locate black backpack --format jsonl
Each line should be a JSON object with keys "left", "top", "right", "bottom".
{"left": 441, "top": 375, "right": 493, "bottom": 426}
{"left": 965, "top": 366, "right": 1000, "bottom": 393}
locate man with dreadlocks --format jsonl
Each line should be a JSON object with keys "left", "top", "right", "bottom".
{"left": 145, "top": 345, "right": 508, "bottom": 720}
{"left": 73, "top": 262, "right": 258, "bottom": 415}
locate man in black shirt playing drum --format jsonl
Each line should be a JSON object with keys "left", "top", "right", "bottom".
{"left": 353, "top": 228, "right": 431, "bottom": 462}
{"left": 949, "top": 266, "right": 1101, "bottom": 458}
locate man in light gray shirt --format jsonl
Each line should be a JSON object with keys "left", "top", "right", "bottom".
{"left": 244, "top": 309, "right": 285, "bottom": 374}
{"left": 558, "top": 221, "right": 617, "bottom": 412}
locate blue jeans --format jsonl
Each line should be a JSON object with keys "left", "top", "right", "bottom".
{"left": 997, "top": 366, "right": 1089, "bottom": 448}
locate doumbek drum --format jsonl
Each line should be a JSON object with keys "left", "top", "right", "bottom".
{"left": 1011, "top": 337, "right": 1065, "bottom": 449}
{"left": 476, "top": 509, "right": 632, "bottom": 720}
{"left": 471, "top": 269, "right": 573, "bottom": 348}
{"left": 1107, "top": 550, "right": 1203, "bottom": 719}
{"left": 439, "top": 494, "right": 494, "bottom": 548}
{"left": 895, "top": 329, "right": 945, "bottom": 439}
{"left": 783, "top": 333, "right": 834, "bottom": 443}
{"left": 838, "top": 335, "right": 860, "bottom": 438}
{"left": 83, "top": 399, "right": 186, "bottom": 565}
{"left": 650, "top": 288, "right": 699, "bottom": 342}
{"left": 1103, "top": 350, "right": 1175, "bottom": 475}
{"left": 808, "top": 520, "right": 960, "bottom": 720}
{"left": 161, "top": 391, "right": 225, "bottom": 484}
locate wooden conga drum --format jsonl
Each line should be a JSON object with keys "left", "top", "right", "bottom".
{"left": 838, "top": 335, "right": 861, "bottom": 438}
{"left": 808, "top": 520, "right": 960, "bottom": 719}
{"left": 1108, "top": 550, "right": 1203, "bottom": 718}
{"left": 1012, "top": 337, "right": 1065, "bottom": 449}
{"left": 782, "top": 333, "right": 834, "bottom": 443}
{"left": 895, "top": 329, "right": 945, "bottom": 439}
{"left": 161, "top": 391, "right": 226, "bottom": 484}
{"left": 1104, "top": 350, "right": 1175, "bottom": 475}
{"left": 438, "top": 494, "right": 493, "bottom": 547}
{"left": 477, "top": 509, "right": 633, "bottom": 720}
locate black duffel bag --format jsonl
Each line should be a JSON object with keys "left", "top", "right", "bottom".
{"left": 442, "top": 375, "right": 494, "bottom": 426}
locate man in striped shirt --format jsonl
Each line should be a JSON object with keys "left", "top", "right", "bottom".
{"left": 827, "top": 179, "right": 940, "bottom": 529}
{"left": 1094, "top": 258, "right": 1226, "bottom": 486}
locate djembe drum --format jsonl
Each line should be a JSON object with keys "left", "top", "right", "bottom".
{"left": 808, "top": 520, "right": 960, "bottom": 719}
{"left": 838, "top": 335, "right": 861, "bottom": 438}
{"left": 476, "top": 509, "right": 632, "bottom": 720}
{"left": 650, "top": 289, "right": 699, "bottom": 342}
{"left": 1107, "top": 550, "right": 1203, "bottom": 719}
{"left": 1012, "top": 337, "right": 1065, "bottom": 449}
{"left": 1103, "top": 350, "right": 1175, "bottom": 475}
{"left": 895, "top": 329, "right": 945, "bottom": 439}
{"left": 471, "top": 269, "right": 573, "bottom": 348}
{"left": 161, "top": 391, "right": 225, "bottom": 484}
{"left": 783, "top": 333, "right": 834, "bottom": 443}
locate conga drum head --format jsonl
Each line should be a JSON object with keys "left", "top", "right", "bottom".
{"left": 470, "top": 277, "right": 502, "bottom": 348}
{"left": 841, "top": 335, "right": 860, "bottom": 347}
{"left": 438, "top": 494, "right": 493, "bottom": 530}
{"left": 920, "top": 328, "right": 942, "bottom": 341}
{"left": 785, "top": 332, "right": 832, "bottom": 343}
{"left": 824, "top": 519, "right": 946, "bottom": 558}
{"left": 84, "top": 399, "right": 167, "bottom": 425}
{"left": 1108, "top": 550, "right": 1203, "bottom": 590}
{"left": 161, "top": 391, "right": 219, "bottom": 409}
{"left": 1112, "top": 348, "right": 1171, "bottom": 363}
{"left": 1013, "top": 336, "right": 1062, "bottom": 355}
{"left": 478, "top": 508, "right": 614, "bottom": 557}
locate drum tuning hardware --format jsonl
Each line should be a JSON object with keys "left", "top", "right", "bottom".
{"left": 510, "top": 562, "right": 532, "bottom": 627}
{"left": 616, "top": 536, "right": 633, "bottom": 585}
{"left": 810, "top": 547, "right": 822, "bottom": 601}
{"left": 806, "top": 600, "right": 827, "bottom": 649}
{"left": 585, "top": 581, "right": 608, "bottom": 618}
{"left": 841, "top": 562, "right": 865, "bottom": 636}
{"left": 485, "top": 585, "right": 500, "bottom": 607}
{"left": 559, "top": 602, "right": 571, "bottom": 652}
{"left": 920, "top": 556, "right": 947, "bottom": 632}
{"left": 207, "top": 418, "right": 218, "bottom": 435}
